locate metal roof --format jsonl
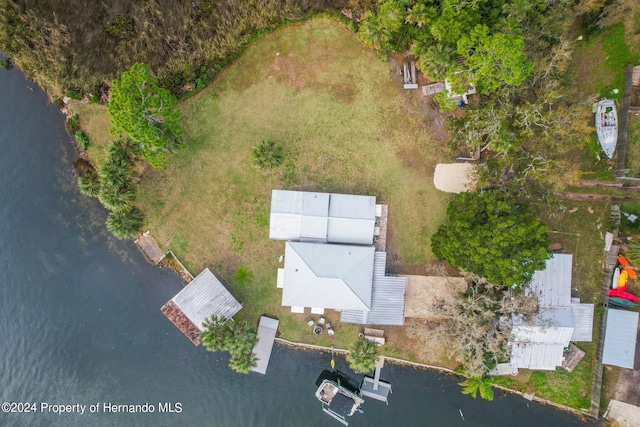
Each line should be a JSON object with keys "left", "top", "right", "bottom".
{"left": 281, "top": 242, "right": 374, "bottom": 311}
{"left": 510, "top": 342, "right": 566, "bottom": 370}
{"left": 269, "top": 190, "right": 375, "bottom": 245}
{"left": 570, "top": 303, "right": 594, "bottom": 342}
{"left": 603, "top": 309, "right": 638, "bottom": 369}
{"left": 252, "top": 316, "right": 279, "bottom": 375}
{"left": 340, "top": 253, "right": 407, "bottom": 326}
{"left": 171, "top": 268, "right": 242, "bottom": 330}
{"left": 526, "top": 254, "right": 573, "bottom": 308}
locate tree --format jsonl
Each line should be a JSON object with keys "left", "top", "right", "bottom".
{"left": 414, "top": 43, "right": 457, "bottom": 81}
{"left": 78, "top": 171, "right": 101, "bottom": 197}
{"left": 346, "top": 338, "right": 379, "bottom": 373}
{"left": 459, "top": 376, "right": 496, "bottom": 401}
{"left": 431, "top": 190, "right": 550, "bottom": 287}
{"left": 106, "top": 205, "right": 144, "bottom": 239}
{"left": 108, "top": 63, "right": 182, "bottom": 168}
{"left": 251, "top": 140, "right": 284, "bottom": 173}
{"left": 457, "top": 25, "right": 532, "bottom": 94}
{"left": 199, "top": 317, "right": 258, "bottom": 374}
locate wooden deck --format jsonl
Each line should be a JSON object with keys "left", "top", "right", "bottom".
{"left": 374, "top": 204, "right": 388, "bottom": 252}
{"left": 252, "top": 316, "right": 279, "bottom": 375}
{"left": 161, "top": 300, "right": 202, "bottom": 345}
{"left": 134, "top": 233, "right": 165, "bottom": 265}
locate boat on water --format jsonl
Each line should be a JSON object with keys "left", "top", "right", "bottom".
{"left": 595, "top": 99, "right": 618, "bottom": 158}
{"left": 315, "top": 379, "right": 364, "bottom": 425}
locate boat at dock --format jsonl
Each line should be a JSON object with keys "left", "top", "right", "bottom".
{"left": 595, "top": 99, "right": 618, "bottom": 158}
{"left": 315, "top": 379, "right": 364, "bottom": 425}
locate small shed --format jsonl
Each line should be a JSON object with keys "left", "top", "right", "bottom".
{"left": 603, "top": 309, "right": 639, "bottom": 369}
{"left": 161, "top": 268, "right": 242, "bottom": 345}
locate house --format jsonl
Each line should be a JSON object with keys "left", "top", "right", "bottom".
{"left": 161, "top": 268, "right": 242, "bottom": 345}
{"left": 269, "top": 190, "right": 376, "bottom": 245}
{"left": 270, "top": 190, "right": 406, "bottom": 325}
{"left": 509, "top": 254, "right": 594, "bottom": 371}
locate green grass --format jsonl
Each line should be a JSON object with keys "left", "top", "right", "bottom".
{"left": 132, "top": 19, "right": 449, "bottom": 350}
{"left": 601, "top": 24, "right": 640, "bottom": 100}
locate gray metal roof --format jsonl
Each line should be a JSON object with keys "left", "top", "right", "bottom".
{"left": 341, "top": 253, "right": 407, "bottom": 326}
{"left": 269, "top": 190, "right": 375, "bottom": 245}
{"left": 281, "top": 242, "right": 374, "bottom": 311}
{"left": 171, "top": 268, "right": 242, "bottom": 330}
{"left": 526, "top": 254, "right": 573, "bottom": 308}
{"left": 603, "top": 309, "right": 638, "bottom": 369}
{"left": 570, "top": 303, "right": 594, "bottom": 342}
{"left": 510, "top": 342, "right": 566, "bottom": 370}
{"left": 252, "top": 316, "right": 279, "bottom": 375}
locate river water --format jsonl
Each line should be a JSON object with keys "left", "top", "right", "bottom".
{"left": 0, "top": 65, "right": 600, "bottom": 427}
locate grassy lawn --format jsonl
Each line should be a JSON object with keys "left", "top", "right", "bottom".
{"left": 69, "top": 101, "right": 113, "bottom": 167}
{"left": 128, "top": 20, "right": 450, "bottom": 351}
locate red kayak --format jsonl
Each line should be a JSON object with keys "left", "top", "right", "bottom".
{"left": 609, "top": 287, "right": 640, "bottom": 301}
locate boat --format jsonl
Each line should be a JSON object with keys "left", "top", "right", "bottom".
{"left": 609, "top": 287, "right": 640, "bottom": 301}
{"left": 595, "top": 99, "right": 618, "bottom": 158}
{"left": 609, "top": 296, "right": 639, "bottom": 307}
{"left": 315, "top": 379, "right": 364, "bottom": 425}
{"left": 612, "top": 268, "right": 620, "bottom": 289}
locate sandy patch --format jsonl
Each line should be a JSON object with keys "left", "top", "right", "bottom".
{"left": 433, "top": 163, "right": 475, "bottom": 193}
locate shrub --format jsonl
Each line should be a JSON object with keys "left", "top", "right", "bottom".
{"left": 106, "top": 205, "right": 144, "bottom": 239}
{"left": 65, "top": 114, "right": 81, "bottom": 134}
{"left": 252, "top": 140, "right": 284, "bottom": 172}
{"left": 75, "top": 131, "right": 89, "bottom": 150}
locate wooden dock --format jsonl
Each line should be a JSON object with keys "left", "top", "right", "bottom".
{"left": 252, "top": 316, "right": 279, "bottom": 375}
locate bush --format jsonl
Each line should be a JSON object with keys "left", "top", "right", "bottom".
{"left": 252, "top": 140, "right": 284, "bottom": 172}
{"left": 65, "top": 114, "right": 81, "bottom": 134}
{"left": 78, "top": 171, "right": 101, "bottom": 197}
{"left": 106, "top": 205, "right": 144, "bottom": 239}
{"left": 346, "top": 338, "right": 379, "bottom": 373}
{"left": 75, "top": 131, "right": 89, "bottom": 150}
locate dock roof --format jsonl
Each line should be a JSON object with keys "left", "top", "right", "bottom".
{"left": 170, "top": 268, "right": 242, "bottom": 330}
{"left": 270, "top": 190, "right": 376, "bottom": 245}
{"left": 252, "top": 316, "right": 279, "bottom": 375}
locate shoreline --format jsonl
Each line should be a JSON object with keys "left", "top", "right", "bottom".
{"left": 274, "top": 337, "right": 596, "bottom": 421}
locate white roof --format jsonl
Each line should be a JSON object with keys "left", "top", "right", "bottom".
{"left": 571, "top": 302, "right": 594, "bottom": 342}
{"left": 603, "top": 309, "right": 639, "bottom": 369}
{"left": 270, "top": 190, "right": 375, "bottom": 245}
{"left": 510, "top": 342, "right": 566, "bottom": 370}
{"left": 526, "top": 254, "right": 573, "bottom": 308}
{"left": 281, "top": 242, "right": 374, "bottom": 311}
{"left": 172, "top": 268, "right": 242, "bottom": 330}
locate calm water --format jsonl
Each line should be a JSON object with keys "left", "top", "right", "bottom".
{"left": 0, "top": 65, "right": 600, "bottom": 427}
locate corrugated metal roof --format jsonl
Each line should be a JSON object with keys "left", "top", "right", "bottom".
{"left": 269, "top": 190, "right": 375, "bottom": 244}
{"left": 172, "top": 268, "right": 242, "bottom": 330}
{"left": 603, "top": 309, "right": 639, "bottom": 369}
{"left": 281, "top": 242, "right": 374, "bottom": 311}
{"left": 341, "top": 253, "right": 406, "bottom": 326}
{"left": 328, "top": 193, "right": 376, "bottom": 220}
{"left": 252, "top": 316, "right": 279, "bottom": 375}
{"left": 526, "top": 254, "right": 573, "bottom": 308}
{"left": 571, "top": 303, "right": 594, "bottom": 342}
{"left": 510, "top": 342, "right": 566, "bottom": 370}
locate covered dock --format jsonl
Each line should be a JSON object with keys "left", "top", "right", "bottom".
{"left": 161, "top": 268, "right": 242, "bottom": 345}
{"left": 252, "top": 316, "right": 279, "bottom": 375}
{"left": 360, "top": 357, "right": 392, "bottom": 404}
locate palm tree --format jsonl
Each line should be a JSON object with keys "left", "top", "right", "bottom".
{"left": 106, "top": 205, "right": 144, "bottom": 239}
{"left": 200, "top": 316, "right": 229, "bottom": 352}
{"left": 78, "top": 171, "right": 101, "bottom": 197}
{"left": 228, "top": 350, "right": 258, "bottom": 374}
{"left": 225, "top": 321, "right": 258, "bottom": 356}
{"left": 459, "top": 376, "right": 496, "bottom": 401}
{"left": 346, "top": 338, "right": 379, "bottom": 373}
{"left": 416, "top": 44, "right": 457, "bottom": 81}
{"left": 252, "top": 140, "right": 284, "bottom": 173}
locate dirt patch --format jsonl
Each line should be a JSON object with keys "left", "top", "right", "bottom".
{"left": 402, "top": 275, "right": 468, "bottom": 319}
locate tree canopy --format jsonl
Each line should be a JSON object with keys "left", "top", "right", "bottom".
{"left": 346, "top": 338, "right": 379, "bottom": 373}
{"left": 200, "top": 316, "right": 258, "bottom": 374}
{"left": 431, "top": 190, "right": 550, "bottom": 287}
{"left": 108, "top": 63, "right": 182, "bottom": 168}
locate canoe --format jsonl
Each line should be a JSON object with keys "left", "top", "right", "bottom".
{"left": 618, "top": 254, "right": 631, "bottom": 267}
{"left": 623, "top": 267, "right": 637, "bottom": 280}
{"left": 612, "top": 268, "right": 620, "bottom": 289}
{"left": 609, "top": 287, "right": 640, "bottom": 301}
{"left": 609, "top": 296, "right": 639, "bottom": 307}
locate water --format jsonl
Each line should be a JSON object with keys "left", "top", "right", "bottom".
{"left": 0, "top": 65, "right": 599, "bottom": 427}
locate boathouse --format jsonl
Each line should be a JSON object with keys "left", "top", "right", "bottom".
{"left": 161, "top": 268, "right": 242, "bottom": 345}
{"left": 603, "top": 309, "right": 639, "bottom": 369}
{"left": 509, "top": 254, "right": 594, "bottom": 370}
